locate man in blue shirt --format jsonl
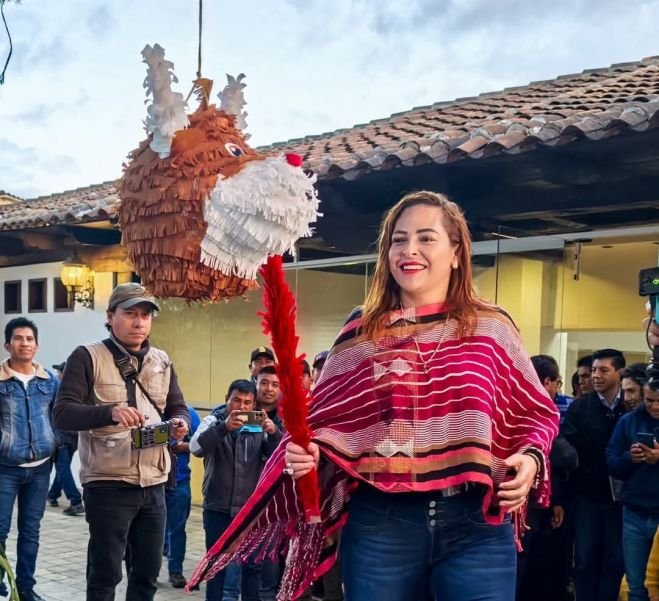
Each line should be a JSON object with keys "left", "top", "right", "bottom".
{"left": 166, "top": 404, "right": 201, "bottom": 588}
{"left": 607, "top": 383, "right": 659, "bottom": 601}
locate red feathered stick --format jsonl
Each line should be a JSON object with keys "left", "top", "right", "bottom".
{"left": 259, "top": 254, "right": 321, "bottom": 523}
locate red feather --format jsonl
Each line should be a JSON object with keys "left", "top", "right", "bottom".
{"left": 259, "top": 255, "right": 321, "bottom": 523}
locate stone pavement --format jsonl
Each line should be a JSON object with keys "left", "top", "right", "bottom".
{"left": 5, "top": 502, "right": 209, "bottom": 601}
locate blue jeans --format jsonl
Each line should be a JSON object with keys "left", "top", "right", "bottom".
{"left": 221, "top": 562, "right": 241, "bottom": 601}
{"left": 203, "top": 510, "right": 262, "bottom": 601}
{"left": 573, "top": 495, "right": 624, "bottom": 601}
{"left": 48, "top": 445, "right": 82, "bottom": 506}
{"left": 622, "top": 507, "right": 659, "bottom": 601}
{"left": 0, "top": 461, "right": 50, "bottom": 591}
{"left": 259, "top": 558, "right": 280, "bottom": 601}
{"left": 165, "top": 480, "right": 191, "bottom": 574}
{"left": 340, "top": 486, "right": 516, "bottom": 601}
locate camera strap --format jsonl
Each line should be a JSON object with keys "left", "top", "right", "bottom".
{"left": 102, "top": 338, "right": 165, "bottom": 420}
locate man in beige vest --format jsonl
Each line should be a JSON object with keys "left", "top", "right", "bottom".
{"left": 53, "top": 283, "right": 189, "bottom": 601}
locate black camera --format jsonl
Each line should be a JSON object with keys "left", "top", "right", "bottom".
{"left": 639, "top": 267, "right": 659, "bottom": 391}
{"left": 131, "top": 420, "right": 172, "bottom": 449}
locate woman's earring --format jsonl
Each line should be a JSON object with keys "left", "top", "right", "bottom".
{"left": 452, "top": 260, "right": 458, "bottom": 269}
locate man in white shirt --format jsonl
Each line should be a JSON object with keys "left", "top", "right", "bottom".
{"left": 0, "top": 317, "right": 58, "bottom": 601}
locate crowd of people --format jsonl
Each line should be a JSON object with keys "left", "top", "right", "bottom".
{"left": 0, "top": 190, "right": 656, "bottom": 601}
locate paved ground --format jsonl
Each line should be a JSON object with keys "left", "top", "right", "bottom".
{"left": 5, "top": 502, "right": 208, "bottom": 601}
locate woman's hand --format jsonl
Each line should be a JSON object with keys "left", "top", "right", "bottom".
{"left": 284, "top": 442, "right": 320, "bottom": 479}
{"left": 497, "top": 453, "right": 538, "bottom": 512}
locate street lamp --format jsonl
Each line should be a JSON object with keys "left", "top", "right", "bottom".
{"left": 60, "top": 252, "right": 95, "bottom": 309}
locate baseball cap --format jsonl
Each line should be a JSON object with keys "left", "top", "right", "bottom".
{"left": 107, "top": 282, "right": 159, "bottom": 312}
{"left": 250, "top": 346, "right": 275, "bottom": 363}
{"left": 52, "top": 362, "right": 65, "bottom": 372}
{"left": 312, "top": 350, "right": 329, "bottom": 369}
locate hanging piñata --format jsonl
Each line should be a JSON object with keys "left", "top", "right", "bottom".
{"left": 118, "top": 44, "right": 320, "bottom": 301}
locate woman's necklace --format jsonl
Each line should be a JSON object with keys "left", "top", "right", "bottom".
{"left": 407, "top": 309, "right": 451, "bottom": 374}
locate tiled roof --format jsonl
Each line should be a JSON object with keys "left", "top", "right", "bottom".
{"left": 3, "top": 56, "right": 659, "bottom": 230}
{"left": 259, "top": 56, "right": 659, "bottom": 180}
{"left": 0, "top": 181, "right": 119, "bottom": 231}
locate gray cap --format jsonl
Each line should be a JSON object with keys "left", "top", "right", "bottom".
{"left": 107, "top": 283, "right": 159, "bottom": 312}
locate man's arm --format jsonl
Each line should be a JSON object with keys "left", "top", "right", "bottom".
{"left": 53, "top": 347, "right": 115, "bottom": 431}
{"left": 163, "top": 365, "right": 189, "bottom": 425}
{"left": 262, "top": 427, "right": 283, "bottom": 457}
{"left": 606, "top": 417, "right": 636, "bottom": 480}
{"left": 560, "top": 398, "right": 582, "bottom": 448}
{"left": 190, "top": 414, "right": 228, "bottom": 457}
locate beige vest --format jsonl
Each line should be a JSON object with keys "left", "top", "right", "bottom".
{"left": 78, "top": 341, "right": 172, "bottom": 487}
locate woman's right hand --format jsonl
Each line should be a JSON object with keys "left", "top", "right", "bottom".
{"left": 285, "top": 442, "right": 320, "bottom": 479}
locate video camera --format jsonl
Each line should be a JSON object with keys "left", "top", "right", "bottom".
{"left": 639, "top": 266, "right": 659, "bottom": 391}
{"left": 131, "top": 420, "right": 173, "bottom": 449}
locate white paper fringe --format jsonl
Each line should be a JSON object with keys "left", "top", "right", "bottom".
{"left": 218, "top": 74, "right": 249, "bottom": 136}
{"left": 200, "top": 155, "right": 320, "bottom": 279}
{"left": 141, "top": 44, "right": 189, "bottom": 158}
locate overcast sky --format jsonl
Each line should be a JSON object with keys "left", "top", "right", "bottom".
{"left": 2, "top": 0, "right": 659, "bottom": 198}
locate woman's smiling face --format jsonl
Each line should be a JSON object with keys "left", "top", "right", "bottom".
{"left": 388, "top": 203, "right": 458, "bottom": 308}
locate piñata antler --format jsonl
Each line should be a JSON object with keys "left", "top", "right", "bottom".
{"left": 259, "top": 254, "right": 321, "bottom": 523}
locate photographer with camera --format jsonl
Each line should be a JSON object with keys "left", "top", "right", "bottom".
{"left": 53, "top": 283, "right": 189, "bottom": 601}
{"left": 190, "top": 379, "right": 281, "bottom": 601}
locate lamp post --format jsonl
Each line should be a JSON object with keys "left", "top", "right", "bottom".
{"left": 60, "top": 252, "right": 95, "bottom": 309}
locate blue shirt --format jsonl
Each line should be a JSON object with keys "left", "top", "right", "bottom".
{"left": 172, "top": 405, "right": 200, "bottom": 483}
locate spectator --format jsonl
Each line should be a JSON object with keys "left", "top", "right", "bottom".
{"left": 53, "top": 282, "right": 189, "bottom": 601}
{"left": 577, "top": 355, "right": 594, "bottom": 397}
{"left": 191, "top": 379, "right": 281, "bottom": 601}
{"left": 255, "top": 365, "right": 284, "bottom": 601}
{"left": 563, "top": 348, "right": 627, "bottom": 601}
{"left": 517, "top": 355, "right": 578, "bottom": 601}
{"left": 48, "top": 359, "right": 84, "bottom": 517}
{"left": 622, "top": 364, "right": 648, "bottom": 411}
{"left": 0, "top": 318, "right": 58, "bottom": 601}
{"left": 166, "top": 404, "right": 201, "bottom": 588}
{"left": 607, "top": 383, "right": 659, "bottom": 601}
{"left": 301, "top": 359, "right": 312, "bottom": 393}
{"left": 311, "top": 351, "right": 329, "bottom": 386}
{"left": 248, "top": 347, "right": 275, "bottom": 384}
{"left": 256, "top": 365, "right": 282, "bottom": 425}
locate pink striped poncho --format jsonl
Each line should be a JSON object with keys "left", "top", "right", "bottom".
{"left": 188, "top": 302, "right": 560, "bottom": 599}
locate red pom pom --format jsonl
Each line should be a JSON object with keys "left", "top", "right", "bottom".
{"left": 285, "top": 153, "right": 303, "bottom": 168}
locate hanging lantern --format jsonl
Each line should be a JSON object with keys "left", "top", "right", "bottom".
{"left": 60, "top": 252, "right": 94, "bottom": 309}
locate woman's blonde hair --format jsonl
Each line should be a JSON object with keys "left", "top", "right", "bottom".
{"left": 361, "top": 190, "right": 489, "bottom": 338}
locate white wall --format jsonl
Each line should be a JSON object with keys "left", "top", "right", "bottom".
{"left": 0, "top": 262, "right": 113, "bottom": 368}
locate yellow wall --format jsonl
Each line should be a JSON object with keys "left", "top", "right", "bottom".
{"left": 556, "top": 241, "right": 656, "bottom": 331}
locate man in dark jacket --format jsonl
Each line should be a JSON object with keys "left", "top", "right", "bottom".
{"left": 517, "top": 355, "right": 578, "bottom": 601}
{"left": 562, "top": 348, "right": 627, "bottom": 601}
{"left": 607, "top": 383, "right": 659, "bottom": 601}
{"left": 191, "top": 379, "right": 282, "bottom": 601}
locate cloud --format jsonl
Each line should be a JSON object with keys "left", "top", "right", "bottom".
{"left": 86, "top": 6, "right": 115, "bottom": 36}
{"left": 10, "top": 35, "right": 74, "bottom": 74}
{"left": 0, "top": 139, "right": 80, "bottom": 198}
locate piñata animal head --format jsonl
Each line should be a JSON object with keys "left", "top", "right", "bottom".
{"left": 118, "top": 44, "right": 319, "bottom": 301}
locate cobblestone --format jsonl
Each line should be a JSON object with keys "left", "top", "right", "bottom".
{"left": 5, "top": 502, "right": 208, "bottom": 600}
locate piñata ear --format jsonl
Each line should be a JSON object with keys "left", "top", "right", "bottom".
{"left": 141, "top": 43, "right": 189, "bottom": 158}
{"left": 217, "top": 73, "right": 249, "bottom": 139}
